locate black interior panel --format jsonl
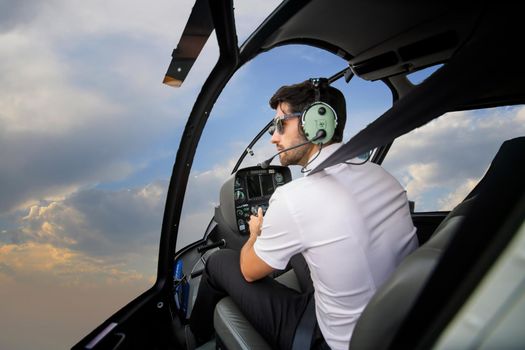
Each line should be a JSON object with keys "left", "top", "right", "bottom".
{"left": 412, "top": 212, "right": 448, "bottom": 245}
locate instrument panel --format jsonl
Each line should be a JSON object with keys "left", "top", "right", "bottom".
{"left": 216, "top": 165, "right": 292, "bottom": 237}
{"left": 233, "top": 167, "right": 291, "bottom": 234}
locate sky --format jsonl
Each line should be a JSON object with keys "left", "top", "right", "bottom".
{"left": 1, "top": 1, "right": 524, "bottom": 350}
{"left": 0, "top": 1, "right": 280, "bottom": 349}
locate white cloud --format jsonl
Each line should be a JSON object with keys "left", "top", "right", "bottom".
{"left": 0, "top": 33, "right": 122, "bottom": 134}
{"left": 0, "top": 182, "right": 161, "bottom": 350}
{"left": 0, "top": 0, "right": 200, "bottom": 213}
{"left": 438, "top": 178, "right": 478, "bottom": 211}
{"left": 178, "top": 159, "right": 235, "bottom": 247}
{"left": 1, "top": 0, "right": 193, "bottom": 43}
{"left": 0, "top": 1, "right": 287, "bottom": 349}
{"left": 404, "top": 162, "right": 439, "bottom": 200}
{"left": 383, "top": 106, "right": 525, "bottom": 211}
{"left": 233, "top": 0, "right": 283, "bottom": 44}
{"left": 517, "top": 106, "right": 525, "bottom": 122}
{"left": 2, "top": 180, "right": 167, "bottom": 260}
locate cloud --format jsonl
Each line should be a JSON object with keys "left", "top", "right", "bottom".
{"left": 404, "top": 162, "right": 439, "bottom": 199}
{"left": 0, "top": 0, "right": 192, "bottom": 41}
{"left": 232, "top": 1, "right": 283, "bottom": 44}
{"left": 438, "top": 178, "right": 478, "bottom": 211}
{"left": 0, "top": 0, "right": 286, "bottom": 217}
{"left": 0, "top": 147, "right": 266, "bottom": 273}
{"left": 2, "top": 180, "right": 167, "bottom": 258}
{"left": 0, "top": 149, "right": 277, "bottom": 346}
{"left": 0, "top": 2, "right": 286, "bottom": 349}
{"left": 382, "top": 106, "right": 525, "bottom": 211}
{"left": 0, "top": 241, "right": 151, "bottom": 350}
{"left": 0, "top": 0, "right": 58, "bottom": 32}
{"left": 0, "top": 0, "right": 195, "bottom": 214}
{"left": 0, "top": 242, "right": 146, "bottom": 286}
{"left": 0, "top": 178, "right": 169, "bottom": 348}
{"left": 178, "top": 160, "right": 235, "bottom": 248}
{"left": 0, "top": 182, "right": 162, "bottom": 350}
{"left": 0, "top": 28, "right": 155, "bottom": 213}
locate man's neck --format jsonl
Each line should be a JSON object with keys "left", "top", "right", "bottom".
{"left": 301, "top": 142, "right": 334, "bottom": 166}
{"left": 299, "top": 142, "right": 344, "bottom": 174}
{"left": 299, "top": 143, "right": 325, "bottom": 166}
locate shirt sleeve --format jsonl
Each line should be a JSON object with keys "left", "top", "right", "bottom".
{"left": 253, "top": 187, "right": 304, "bottom": 270}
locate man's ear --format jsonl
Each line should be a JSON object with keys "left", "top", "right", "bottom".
{"left": 297, "top": 119, "right": 309, "bottom": 141}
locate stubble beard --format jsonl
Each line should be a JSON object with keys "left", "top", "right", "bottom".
{"left": 278, "top": 135, "right": 311, "bottom": 166}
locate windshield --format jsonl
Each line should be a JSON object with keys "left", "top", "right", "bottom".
{"left": 176, "top": 45, "right": 393, "bottom": 250}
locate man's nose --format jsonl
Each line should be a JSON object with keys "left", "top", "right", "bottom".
{"left": 270, "top": 130, "right": 280, "bottom": 144}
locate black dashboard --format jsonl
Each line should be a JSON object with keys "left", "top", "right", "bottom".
{"left": 213, "top": 166, "right": 292, "bottom": 249}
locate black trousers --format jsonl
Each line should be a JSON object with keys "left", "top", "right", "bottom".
{"left": 189, "top": 249, "right": 315, "bottom": 350}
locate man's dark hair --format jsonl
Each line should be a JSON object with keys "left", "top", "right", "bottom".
{"left": 269, "top": 80, "right": 347, "bottom": 143}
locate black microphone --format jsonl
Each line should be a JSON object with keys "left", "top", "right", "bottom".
{"left": 259, "top": 130, "right": 326, "bottom": 169}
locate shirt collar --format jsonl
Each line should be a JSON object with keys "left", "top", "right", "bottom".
{"left": 303, "top": 142, "right": 344, "bottom": 176}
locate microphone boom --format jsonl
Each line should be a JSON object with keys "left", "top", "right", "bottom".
{"left": 259, "top": 130, "right": 326, "bottom": 169}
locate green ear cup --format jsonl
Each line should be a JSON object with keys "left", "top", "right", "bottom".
{"left": 301, "top": 102, "right": 338, "bottom": 144}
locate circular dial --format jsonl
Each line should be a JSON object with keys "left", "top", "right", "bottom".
{"left": 234, "top": 190, "right": 245, "bottom": 201}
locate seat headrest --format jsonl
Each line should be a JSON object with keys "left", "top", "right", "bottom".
{"left": 349, "top": 136, "right": 525, "bottom": 349}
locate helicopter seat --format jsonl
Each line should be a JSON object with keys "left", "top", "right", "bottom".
{"left": 213, "top": 268, "right": 300, "bottom": 350}
{"left": 214, "top": 137, "right": 525, "bottom": 350}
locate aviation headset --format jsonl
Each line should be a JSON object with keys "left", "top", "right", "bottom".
{"left": 301, "top": 78, "right": 338, "bottom": 145}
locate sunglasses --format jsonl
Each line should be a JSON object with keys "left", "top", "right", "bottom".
{"left": 268, "top": 112, "right": 302, "bottom": 136}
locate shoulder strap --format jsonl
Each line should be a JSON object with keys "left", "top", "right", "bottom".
{"left": 292, "top": 294, "right": 317, "bottom": 350}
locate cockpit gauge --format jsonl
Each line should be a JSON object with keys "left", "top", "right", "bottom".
{"left": 234, "top": 190, "right": 245, "bottom": 201}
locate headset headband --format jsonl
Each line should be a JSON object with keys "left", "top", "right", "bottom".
{"left": 309, "top": 77, "right": 329, "bottom": 102}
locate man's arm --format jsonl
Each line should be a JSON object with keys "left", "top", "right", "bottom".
{"left": 240, "top": 207, "right": 274, "bottom": 282}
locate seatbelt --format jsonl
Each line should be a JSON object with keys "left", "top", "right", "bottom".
{"left": 292, "top": 294, "right": 316, "bottom": 350}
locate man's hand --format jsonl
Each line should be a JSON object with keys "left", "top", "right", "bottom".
{"left": 240, "top": 207, "right": 274, "bottom": 282}
{"left": 248, "top": 207, "right": 264, "bottom": 237}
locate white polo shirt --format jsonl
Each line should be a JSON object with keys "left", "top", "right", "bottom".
{"left": 254, "top": 143, "right": 418, "bottom": 350}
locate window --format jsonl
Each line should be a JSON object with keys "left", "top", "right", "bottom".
{"left": 406, "top": 64, "right": 443, "bottom": 85}
{"left": 176, "top": 45, "right": 392, "bottom": 250}
{"left": 382, "top": 105, "right": 525, "bottom": 212}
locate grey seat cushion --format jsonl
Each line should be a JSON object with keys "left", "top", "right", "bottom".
{"left": 213, "top": 269, "right": 301, "bottom": 350}
{"left": 214, "top": 297, "right": 272, "bottom": 350}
